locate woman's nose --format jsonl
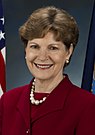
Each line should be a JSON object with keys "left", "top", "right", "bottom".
{"left": 38, "top": 49, "right": 48, "bottom": 61}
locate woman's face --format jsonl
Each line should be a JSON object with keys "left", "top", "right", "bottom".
{"left": 25, "top": 32, "right": 73, "bottom": 81}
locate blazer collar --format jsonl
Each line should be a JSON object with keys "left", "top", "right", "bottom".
{"left": 16, "top": 75, "right": 73, "bottom": 125}
{"left": 32, "top": 75, "right": 73, "bottom": 122}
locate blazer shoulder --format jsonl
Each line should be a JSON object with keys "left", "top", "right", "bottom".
{"left": 1, "top": 84, "right": 30, "bottom": 104}
{"left": 70, "top": 83, "right": 95, "bottom": 105}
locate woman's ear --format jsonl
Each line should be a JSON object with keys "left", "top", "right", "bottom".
{"left": 66, "top": 43, "right": 74, "bottom": 60}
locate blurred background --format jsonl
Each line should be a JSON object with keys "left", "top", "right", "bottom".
{"left": 3, "top": 0, "right": 94, "bottom": 90}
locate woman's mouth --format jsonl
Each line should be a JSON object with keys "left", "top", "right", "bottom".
{"left": 34, "top": 63, "right": 53, "bottom": 69}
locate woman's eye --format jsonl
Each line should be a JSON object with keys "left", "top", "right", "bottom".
{"left": 49, "top": 46, "right": 58, "bottom": 50}
{"left": 30, "top": 44, "right": 39, "bottom": 49}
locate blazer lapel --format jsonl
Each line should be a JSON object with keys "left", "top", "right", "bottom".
{"left": 17, "top": 84, "right": 31, "bottom": 128}
{"left": 16, "top": 76, "right": 73, "bottom": 125}
{"left": 32, "top": 76, "right": 72, "bottom": 123}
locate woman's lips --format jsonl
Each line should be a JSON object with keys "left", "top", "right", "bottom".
{"left": 34, "top": 63, "right": 53, "bottom": 69}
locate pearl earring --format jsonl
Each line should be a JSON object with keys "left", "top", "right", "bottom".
{"left": 66, "top": 59, "right": 69, "bottom": 64}
{"left": 70, "top": 43, "right": 73, "bottom": 46}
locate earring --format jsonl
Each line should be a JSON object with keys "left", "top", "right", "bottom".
{"left": 25, "top": 56, "right": 27, "bottom": 59}
{"left": 70, "top": 43, "right": 73, "bottom": 46}
{"left": 66, "top": 59, "right": 69, "bottom": 64}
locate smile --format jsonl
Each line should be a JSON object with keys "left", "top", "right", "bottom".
{"left": 34, "top": 63, "right": 53, "bottom": 69}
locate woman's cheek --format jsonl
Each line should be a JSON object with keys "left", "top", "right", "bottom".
{"left": 26, "top": 53, "right": 36, "bottom": 62}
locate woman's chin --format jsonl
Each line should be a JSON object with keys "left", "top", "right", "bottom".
{"left": 33, "top": 74, "right": 53, "bottom": 81}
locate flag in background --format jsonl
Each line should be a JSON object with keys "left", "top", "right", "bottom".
{"left": 81, "top": 0, "right": 95, "bottom": 93}
{"left": 0, "top": 0, "right": 6, "bottom": 96}
{"left": 91, "top": 63, "right": 95, "bottom": 94}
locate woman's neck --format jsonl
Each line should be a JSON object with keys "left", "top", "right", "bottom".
{"left": 34, "top": 75, "right": 64, "bottom": 93}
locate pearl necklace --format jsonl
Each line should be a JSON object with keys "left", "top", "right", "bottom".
{"left": 30, "top": 79, "right": 47, "bottom": 105}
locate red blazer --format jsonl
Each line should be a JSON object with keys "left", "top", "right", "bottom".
{"left": 0, "top": 76, "right": 95, "bottom": 135}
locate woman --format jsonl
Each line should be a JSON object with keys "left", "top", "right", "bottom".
{"left": 0, "top": 6, "right": 95, "bottom": 135}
